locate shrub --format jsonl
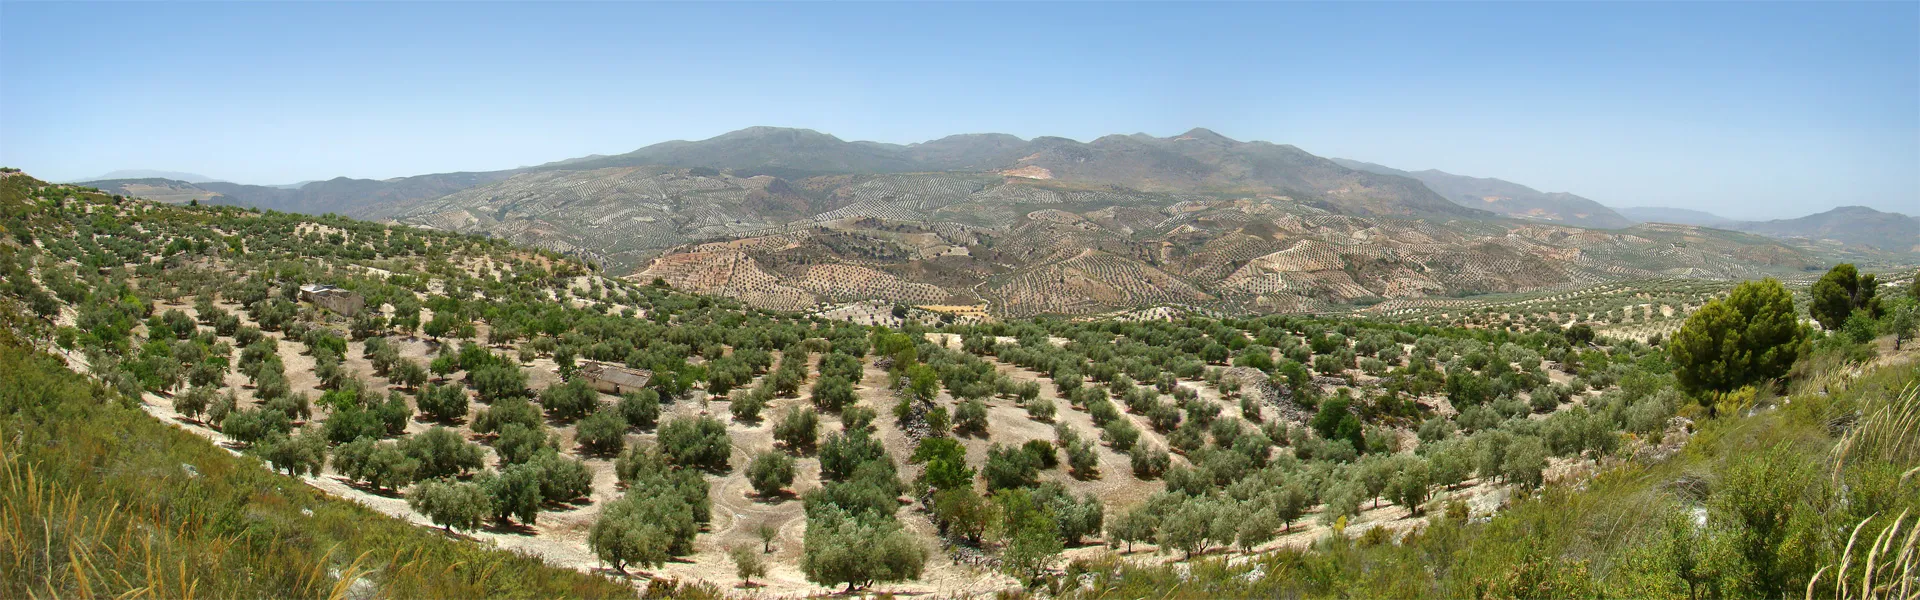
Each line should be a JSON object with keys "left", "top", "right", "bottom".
{"left": 747, "top": 450, "right": 795, "bottom": 498}
{"left": 773, "top": 406, "right": 819, "bottom": 454}
{"left": 480, "top": 464, "right": 543, "bottom": 526}
{"left": 953, "top": 399, "right": 989, "bottom": 436}
{"left": 529, "top": 450, "right": 593, "bottom": 504}
{"left": 493, "top": 423, "right": 555, "bottom": 466}
{"left": 811, "top": 375, "right": 856, "bottom": 413}
{"left": 469, "top": 363, "right": 528, "bottom": 403}
{"left": 407, "top": 478, "right": 490, "bottom": 533}
{"left": 416, "top": 382, "right": 470, "bottom": 423}
{"left": 731, "top": 387, "right": 769, "bottom": 423}
{"left": 1129, "top": 444, "right": 1169, "bottom": 479}
{"left": 658, "top": 415, "right": 731, "bottom": 472}
{"left": 984, "top": 443, "right": 1040, "bottom": 491}
{"left": 801, "top": 508, "right": 926, "bottom": 592}
{"left": 401, "top": 426, "right": 484, "bottom": 480}
{"left": 589, "top": 490, "right": 700, "bottom": 574}
{"left": 539, "top": 378, "right": 599, "bottom": 423}
{"left": 818, "top": 430, "right": 887, "bottom": 482}
{"left": 1023, "top": 438, "right": 1058, "bottom": 469}
{"left": 574, "top": 407, "right": 628, "bottom": 456}
{"left": 1025, "top": 396, "right": 1056, "bottom": 422}
{"left": 328, "top": 437, "right": 395, "bottom": 487}
{"left": 1670, "top": 278, "right": 1803, "bottom": 401}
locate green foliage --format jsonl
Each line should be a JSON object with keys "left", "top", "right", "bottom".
{"left": 416, "top": 382, "right": 469, "bottom": 423}
{"left": 0, "top": 323, "right": 627, "bottom": 599}
{"left": 910, "top": 437, "right": 974, "bottom": 492}
{"left": 538, "top": 377, "right": 600, "bottom": 423}
{"left": 407, "top": 478, "right": 490, "bottom": 532}
{"left": 984, "top": 442, "right": 1041, "bottom": 491}
{"left": 801, "top": 508, "right": 927, "bottom": 592}
{"left": 1670, "top": 278, "right": 1804, "bottom": 398}
{"left": 772, "top": 405, "right": 819, "bottom": 454}
{"left": 658, "top": 415, "right": 731, "bottom": 472}
{"left": 574, "top": 407, "right": 627, "bottom": 456}
{"left": 616, "top": 388, "right": 661, "bottom": 430}
{"left": 401, "top": 426, "right": 484, "bottom": 480}
{"left": 1310, "top": 392, "right": 1365, "bottom": 453}
{"left": 746, "top": 450, "right": 795, "bottom": 498}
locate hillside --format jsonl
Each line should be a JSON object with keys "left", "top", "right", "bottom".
{"left": 1332, "top": 158, "right": 1633, "bottom": 229}
{"left": 1615, "top": 205, "right": 1736, "bottom": 227}
{"left": 370, "top": 162, "right": 1832, "bottom": 316}
{"left": 1727, "top": 205, "right": 1920, "bottom": 253}
{"left": 83, "top": 170, "right": 516, "bottom": 214}
{"left": 5, "top": 170, "right": 1917, "bottom": 598}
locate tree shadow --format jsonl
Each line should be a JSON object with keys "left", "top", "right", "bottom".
{"left": 481, "top": 520, "right": 538, "bottom": 536}
{"left": 336, "top": 477, "right": 406, "bottom": 498}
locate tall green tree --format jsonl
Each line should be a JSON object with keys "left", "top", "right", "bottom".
{"left": 1669, "top": 278, "right": 1804, "bottom": 403}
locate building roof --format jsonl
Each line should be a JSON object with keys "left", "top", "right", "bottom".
{"left": 578, "top": 361, "right": 651, "bottom": 387}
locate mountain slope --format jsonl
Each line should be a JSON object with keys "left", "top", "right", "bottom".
{"left": 1009, "top": 129, "right": 1484, "bottom": 218}
{"left": 1615, "top": 206, "right": 1736, "bottom": 227}
{"left": 1727, "top": 206, "right": 1920, "bottom": 253}
{"left": 74, "top": 169, "right": 219, "bottom": 183}
{"left": 1333, "top": 158, "right": 1633, "bottom": 228}
{"left": 84, "top": 170, "right": 514, "bottom": 215}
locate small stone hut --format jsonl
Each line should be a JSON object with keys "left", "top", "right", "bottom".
{"left": 579, "top": 361, "right": 651, "bottom": 395}
{"left": 298, "top": 284, "right": 364, "bottom": 316}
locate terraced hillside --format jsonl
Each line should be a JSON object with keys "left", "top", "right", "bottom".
{"left": 633, "top": 190, "right": 1856, "bottom": 317}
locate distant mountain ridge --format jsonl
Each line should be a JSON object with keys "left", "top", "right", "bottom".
{"left": 1615, "top": 206, "right": 1736, "bottom": 227}
{"left": 75, "top": 169, "right": 219, "bottom": 183}
{"left": 77, "top": 126, "right": 1913, "bottom": 261}
{"left": 1726, "top": 206, "right": 1920, "bottom": 254}
{"left": 1331, "top": 158, "right": 1633, "bottom": 229}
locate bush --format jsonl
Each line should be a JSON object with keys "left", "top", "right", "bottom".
{"left": 529, "top": 450, "right": 593, "bottom": 504}
{"left": 480, "top": 464, "right": 544, "bottom": 526}
{"left": 747, "top": 450, "right": 796, "bottom": 498}
{"left": 589, "top": 490, "right": 700, "bottom": 573}
{"left": 818, "top": 430, "right": 887, "bottom": 482}
{"left": 984, "top": 443, "right": 1040, "bottom": 491}
{"left": 539, "top": 378, "right": 599, "bottom": 423}
{"left": 401, "top": 426, "right": 484, "bottom": 480}
{"left": 953, "top": 399, "right": 989, "bottom": 436}
{"left": 1102, "top": 418, "right": 1140, "bottom": 452}
{"left": 773, "top": 406, "right": 819, "bottom": 454}
{"left": 1130, "top": 443, "right": 1169, "bottom": 479}
{"left": 471, "top": 396, "right": 541, "bottom": 435}
{"left": 574, "top": 407, "right": 628, "bottom": 456}
{"left": 469, "top": 363, "right": 528, "bottom": 402}
{"left": 416, "top": 382, "right": 469, "bottom": 423}
{"left": 407, "top": 478, "right": 490, "bottom": 533}
{"left": 334, "top": 437, "right": 418, "bottom": 491}
{"left": 1023, "top": 438, "right": 1058, "bottom": 469}
{"left": 1065, "top": 439, "right": 1099, "bottom": 480}
{"left": 493, "top": 423, "right": 555, "bottom": 466}
{"left": 1025, "top": 396, "right": 1056, "bottom": 422}
{"left": 731, "top": 387, "right": 769, "bottom": 423}
{"left": 658, "top": 415, "right": 731, "bottom": 472}
{"left": 1670, "top": 278, "right": 1804, "bottom": 400}
{"left": 617, "top": 389, "right": 660, "bottom": 430}
{"left": 811, "top": 375, "right": 856, "bottom": 413}
{"left": 801, "top": 508, "right": 927, "bottom": 592}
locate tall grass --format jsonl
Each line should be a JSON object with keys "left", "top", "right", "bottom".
{"left": 0, "top": 332, "right": 634, "bottom": 599}
{"left": 1809, "top": 382, "right": 1920, "bottom": 600}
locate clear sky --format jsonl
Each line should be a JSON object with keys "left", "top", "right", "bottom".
{"left": 3, "top": 2, "right": 1915, "bottom": 219}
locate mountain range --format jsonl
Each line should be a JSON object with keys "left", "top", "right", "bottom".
{"left": 1330, "top": 159, "right": 1634, "bottom": 229}
{"left": 77, "top": 126, "right": 1914, "bottom": 315}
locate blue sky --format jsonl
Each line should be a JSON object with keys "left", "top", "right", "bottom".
{"left": 3, "top": 2, "right": 1915, "bottom": 219}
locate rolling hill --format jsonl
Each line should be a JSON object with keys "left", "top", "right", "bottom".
{"left": 1331, "top": 158, "right": 1633, "bottom": 229}
{"left": 1726, "top": 205, "right": 1920, "bottom": 253}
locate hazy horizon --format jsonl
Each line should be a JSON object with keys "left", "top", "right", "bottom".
{"left": 4, "top": 2, "right": 1915, "bottom": 219}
